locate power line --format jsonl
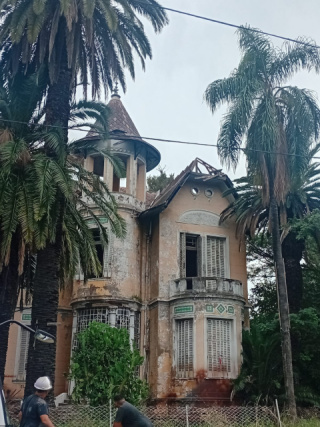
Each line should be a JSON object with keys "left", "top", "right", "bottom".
{"left": 135, "top": 0, "right": 320, "bottom": 49}
{"left": 1, "top": 117, "right": 320, "bottom": 160}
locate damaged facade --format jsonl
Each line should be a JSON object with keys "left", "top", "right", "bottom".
{"left": 4, "top": 92, "right": 248, "bottom": 401}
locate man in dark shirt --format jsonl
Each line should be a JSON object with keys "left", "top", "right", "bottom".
{"left": 113, "top": 395, "right": 152, "bottom": 427}
{"left": 19, "top": 377, "right": 55, "bottom": 427}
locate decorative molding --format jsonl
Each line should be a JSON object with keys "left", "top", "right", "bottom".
{"left": 178, "top": 210, "right": 220, "bottom": 227}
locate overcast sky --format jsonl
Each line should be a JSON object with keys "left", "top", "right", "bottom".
{"left": 73, "top": 0, "right": 320, "bottom": 181}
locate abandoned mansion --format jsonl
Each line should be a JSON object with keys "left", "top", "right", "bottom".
{"left": 4, "top": 92, "right": 249, "bottom": 402}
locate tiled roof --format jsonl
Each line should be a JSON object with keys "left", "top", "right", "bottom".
{"left": 108, "top": 95, "right": 141, "bottom": 138}
{"left": 86, "top": 94, "right": 141, "bottom": 140}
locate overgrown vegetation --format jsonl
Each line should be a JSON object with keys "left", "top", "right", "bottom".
{"left": 233, "top": 227, "right": 320, "bottom": 406}
{"left": 147, "top": 166, "right": 174, "bottom": 192}
{"left": 70, "top": 322, "right": 148, "bottom": 406}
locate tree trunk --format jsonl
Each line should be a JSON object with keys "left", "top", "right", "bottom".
{"left": 24, "top": 32, "right": 72, "bottom": 400}
{"left": 0, "top": 236, "right": 20, "bottom": 383}
{"left": 24, "top": 243, "right": 60, "bottom": 400}
{"left": 269, "top": 194, "right": 296, "bottom": 418}
{"left": 282, "top": 232, "right": 304, "bottom": 314}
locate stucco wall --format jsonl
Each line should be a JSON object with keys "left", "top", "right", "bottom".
{"left": 147, "top": 176, "right": 248, "bottom": 399}
{"left": 72, "top": 210, "right": 142, "bottom": 304}
{"left": 158, "top": 179, "right": 247, "bottom": 300}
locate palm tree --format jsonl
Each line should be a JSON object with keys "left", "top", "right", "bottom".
{"left": 0, "top": 71, "right": 47, "bottom": 382}
{"left": 205, "top": 27, "right": 320, "bottom": 416}
{"left": 0, "top": 0, "right": 168, "bottom": 131}
{"left": 24, "top": 136, "right": 126, "bottom": 397}
{"left": 0, "top": 74, "right": 126, "bottom": 386}
{"left": 221, "top": 151, "right": 320, "bottom": 313}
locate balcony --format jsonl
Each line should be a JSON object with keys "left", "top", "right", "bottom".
{"left": 170, "top": 277, "right": 243, "bottom": 298}
{"left": 80, "top": 192, "right": 145, "bottom": 211}
{"left": 112, "top": 192, "right": 145, "bottom": 211}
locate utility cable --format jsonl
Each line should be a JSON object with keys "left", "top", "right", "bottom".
{"left": 135, "top": 0, "right": 320, "bottom": 49}
{"left": 1, "top": 117, "right": 320, "bottom": 160}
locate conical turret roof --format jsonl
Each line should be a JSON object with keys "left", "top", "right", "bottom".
{"left": 79, "top": 92, "right": 161, "bottom": 172}
{"left": 85, "top": 92, "right": 141, "bottom": 140}
{"left": 107, "top": 93, "right": 141, "bottom": 138}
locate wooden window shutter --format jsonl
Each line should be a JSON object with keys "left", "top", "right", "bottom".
{"left": 197, "top": 236, "right": 205, "bottom": 277}
{"left": 207, "top": 319, "right": 231, "bottom": 375}
{"left": 180, "top": 233, "right": 186, "bottom": 278}
{"left": 206, "top": 236, "right": 226, "bottom": 290}
{"left": 103, "top": 232, "right": 114, "bottom": 278}
{"left": 17, "top": 328, "right": 30, "bottom": 381}
{"left": 176, "top": 318, "right": 193, "bottom": 378}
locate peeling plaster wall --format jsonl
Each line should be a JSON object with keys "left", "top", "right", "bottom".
{"left": 149, "top": 217, "right": 160, "bottom": 301}
{"left": 148, "top": 305, "right": 159, "bottom": 393}
{"left": 3, "top": 311, "right": 26, "bottom": 398}
{"left": 3, "top": 286, "right": 73, "bottom": 398}
{"left": 72, "top": 209, "right": 142, "bottom": 304}
{"left": 158, "top": 180, "right": 247, "bottom": 300}
{"left": 148, "top": 177, "right": 248, "bottom": 399}
{"left": 54, "top": 285, "right": 73, "bottom": 395}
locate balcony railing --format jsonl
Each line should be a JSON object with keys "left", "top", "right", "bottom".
{"left": 171, "top": 277, "right": 243, "bottom": 298}
{"left": 80, "top": 192, "right": 145, "bottom": 211}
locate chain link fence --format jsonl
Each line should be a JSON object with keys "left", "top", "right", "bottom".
{"left": 42, "top": 403, "right": 277, "bottom": 427}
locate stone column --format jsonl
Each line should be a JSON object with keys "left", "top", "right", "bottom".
{"left": 130, "top": 311, "right": 135, "bottom": 343}
{"left": 109, "top": 307, "right": 117, "bottom": 328}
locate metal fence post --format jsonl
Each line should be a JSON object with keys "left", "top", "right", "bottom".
{"left": 275, "top": 399, "right": 282, "bottom": 427}
{"left": 109, "top": 399, "right": 112, "bottom": 427}
{"left": 186, "top": 404, "right": 189, "bottom": 427}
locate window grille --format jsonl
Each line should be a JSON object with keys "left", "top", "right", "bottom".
{"left": 16, "top": 328, "right": 30, "bottom": 381}
{"left": 77, "top": 307, "right": 110, "bottom": 333}
{"left": 116, "top": 308, "right": 130, "bottom": 330}
{"left": 73, "top": 307, "right": 140, "bottom": 349}
{"left": 176, "top": 319, "right": 193, "bottom": 378}
{"left": 73, "top": 307, "right": 110, "bottom": 349}
{"left": 206, "top": 236, "right": 226, "bottom": 290}
{"left": 207, "top": 319, "right": 231, "bottom": 374}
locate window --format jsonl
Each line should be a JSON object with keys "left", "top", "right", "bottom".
{"left": 207, "top": 319, "right": 231, "bottom": 374}
{"left": 89, "top": 229, "right": 113, "bottom": 278}
{"left": 116, "top": 308, "right": 130, "bottom": 330}
{"left": 92, "top": 229, "right": 104, "bottom": 278}
{"left": 180, "top": 234, "right": 201, "bottom": 289}
{"left": 74, "top": 307, "right": 140, "bottom": 349}
{"left": 176, "top": 319, "right": 193, "bottom": 378}
{"left": 77, "top": 307, "right": 109, "bottom": 334}
{"left": 180, "top": 233, "right": 227, "bottom": 290}
{"left": 16, "top": 328, "right": 30, "bottom": 381}
{"left": 113, "top": 174, "right": 120, "bottom": 192}
{"left": 206, "top": 236, "right": 226, "bottom": 290}
{"left": 93, "top": 156, "right": 104, "bottom": 177}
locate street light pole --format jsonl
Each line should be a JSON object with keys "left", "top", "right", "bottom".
{"left": 0, "top": 320, "right": 55, "bottom": 343}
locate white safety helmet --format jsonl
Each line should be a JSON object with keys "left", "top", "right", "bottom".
{"left": 34, "top": 376, "right": 52, "bottom": 391}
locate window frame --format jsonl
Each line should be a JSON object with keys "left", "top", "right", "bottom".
{"left": 174, "top": 317, "right": 194, "bottom": 379}
{"left": 179, "top": 232, "right": 230, "bottom": 282}
{"left": 205, "top": 317, "right": 235, "bottom": 378}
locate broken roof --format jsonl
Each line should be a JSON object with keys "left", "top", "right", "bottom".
{"left": 140, "top": 158, "right": 234, "bottom": 221}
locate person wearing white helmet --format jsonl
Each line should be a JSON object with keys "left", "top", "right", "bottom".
{"left": 18, "top": 377, "right": 56, "bottom": 427}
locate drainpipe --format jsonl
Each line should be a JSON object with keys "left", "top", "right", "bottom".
{"left": 143, "top": 221, "right": 152, "bottom": 380}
